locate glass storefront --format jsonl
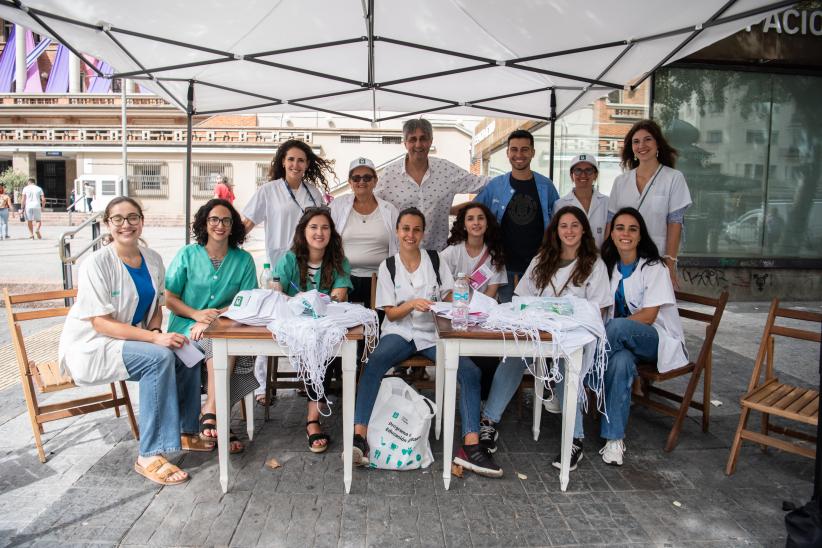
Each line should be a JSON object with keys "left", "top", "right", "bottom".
{"left": 654, "top": 66, "right": 822, "bottom": 259}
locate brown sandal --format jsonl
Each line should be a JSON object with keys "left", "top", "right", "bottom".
{"left": 181, "top": 433, "right": 215, "bottom": 452}
{"left": 134, "top": 456, "right": 189, "bottom": 485}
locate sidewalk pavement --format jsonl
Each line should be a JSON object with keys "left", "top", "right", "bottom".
{"left": 0, "top": 223, "right": 819, "bottom": 546}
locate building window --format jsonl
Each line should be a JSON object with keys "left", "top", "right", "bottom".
{"left": 193, "top": 161, "right": 233, "bottom": 199}
{"left": 746, "top": 130, "right": 766, "bottom": 145}
{"left": 340, "top": 135, "right": 360, "bottom": 144}
{"left": 127, "top": 161, "right": 168, "bottom": 198}
{"left": 706, "top": 130, "right": 723, "bottom": 144}
{"left": 382, "top": 136, "right": 402, "bottom": 144}
{"left": 256, "top": 162, "right": 270, "bottom": 187}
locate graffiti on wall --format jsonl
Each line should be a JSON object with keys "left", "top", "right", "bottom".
{"left": 679, "top": 268, "right": 774, "bottom": 293}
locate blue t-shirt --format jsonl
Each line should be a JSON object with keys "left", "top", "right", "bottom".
{"left": 124, "top": 255, "right": 156, "bottom": 326}
{"left": 614, "top": 260, "right": 638, "bottom": 318}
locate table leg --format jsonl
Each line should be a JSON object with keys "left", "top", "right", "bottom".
{"left": 341, "top": 340, "right": 356, "bottom": 494}
{"left": 533, "top": 357, "right": 545, "bottom": 441}
{"left": 559, "top": 348, "right": 583, "bottom": 492}
{"left": 442, "top": 341, "right": 459, "bottom": 490}
{"left": 212, "top": 338, "right": 230, "bottom": 493}
{"left": 434, "top": 340, "right": 444, "bottom": 441}
{"left": 244, "top": 392, "right": 255, "bottom": 441}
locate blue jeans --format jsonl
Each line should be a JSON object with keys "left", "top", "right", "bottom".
{"left": 600, "top": 318, "right": 659, "bottom": 440}
{"left": 0, "top": 208, "right": 8, "bottom": 238}
{"left": 496, "top": 270, "right": 522, "bottom": 304}
{"left": 483, "top": 357, "right": 585, "bottom": 439}
{"left": 354, "top": 334, "right": 482, "bottom": 438}
{"left": 122, "top": 341, "right": 201, "bottom": 457}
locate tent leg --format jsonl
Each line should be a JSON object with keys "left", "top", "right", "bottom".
{"left": 548, "top": 88, "right": 556, "bottom": 180}
{"left": 184, "top": 81, "right": 194, "bottom": 245}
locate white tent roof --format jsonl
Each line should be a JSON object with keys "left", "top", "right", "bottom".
{"left": 0, "top": 0, "right": 793, "bottom": 121}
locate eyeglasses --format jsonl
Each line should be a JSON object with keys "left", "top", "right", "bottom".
{"left": 572, "top": 167, "right": 596, "bottom": 176}
{"left": 207, "top": 216, "right": 233, "bottom": 227}
{"left": 350, "top": 174, "right": 375, "bottom": 183}
{"left": 108, "top": 213, "right": 143, "bottom": 226}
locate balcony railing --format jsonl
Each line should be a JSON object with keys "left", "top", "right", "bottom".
{"left": 0, "top": 126, "right": 289, "bottom": 146}
{"left": 0, "top": 93, "right": 171, "bottom": 108}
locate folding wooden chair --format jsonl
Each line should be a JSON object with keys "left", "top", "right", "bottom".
{"left": 725, "top": 299, "right": 820, "bottom": 475}
{"left": 3, "top": 287, "right": 139, "bottom": 462}
{"left": 632, "top": 290, "right": 729, "bottom": 452}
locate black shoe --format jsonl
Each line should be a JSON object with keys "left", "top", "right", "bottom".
{"left": 349, "top": 433, "right": 370, "bottom": 466}
{"left": 552, "top": 438, "right": 584, "bottom": 471}
{"left": 454, "top": 444, "right": 503, "bottom": 478}
{"left": 479, "top": 418, "right": 499, "bottom": 454}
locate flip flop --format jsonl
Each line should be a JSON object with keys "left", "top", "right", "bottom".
{"left": 181, "top": 433, "right": 215, "bottom": 452}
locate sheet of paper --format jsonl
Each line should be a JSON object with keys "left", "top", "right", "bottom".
{"left": 430, "top": 302, "right": 453, "bottom": 316}
{"left": 174, "top": 341, "right": 205, "bottom": 368}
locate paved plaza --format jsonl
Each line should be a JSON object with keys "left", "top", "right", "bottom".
{"left": 0, "top": 222, "right": 818, "bottom": 547}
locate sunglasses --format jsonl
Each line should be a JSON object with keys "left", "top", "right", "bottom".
{"left": 350, "top": 174, "right": 375, "bottom": 183}
{"left": 572, "top": 167, "right": 596, "bottom": 176}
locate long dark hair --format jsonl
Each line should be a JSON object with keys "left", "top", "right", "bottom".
{"left": 268, "top": 139, "right": 336, "bottom": 193}
{"left": 531, "top": 206, "right": 598, "bottom": 293}
{"left": 601, "top": 207, "right": 662, "bottom": 278}
{"left": 191, "top": 198, "right": 246, "bottom": 247}
{"left": 620, "top": 119, "right": 678, "bottom": 170}
{"left": 446, "top": 202, "right": 505, "bottom": 269}
{"left": 290, "top": 207, "right": 346, "bottom": 291}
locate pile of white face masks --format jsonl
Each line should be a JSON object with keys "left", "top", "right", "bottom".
{"left": 266, "top": 300, "right": 379, "bottom": 414}
{"left": 481, "top": 296, "right": 608, "bottom": 415}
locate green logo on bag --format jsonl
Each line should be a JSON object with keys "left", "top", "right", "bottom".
{"left": 392, "top": 412, "right": 399, "bottom": 419}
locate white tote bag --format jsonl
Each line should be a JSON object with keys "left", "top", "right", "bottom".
{"left": 367, "top": 377, "right": 435, "bottom": 470}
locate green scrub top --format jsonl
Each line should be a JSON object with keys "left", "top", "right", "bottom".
{"left": 165, "top": 244, "right": 258, "bottom": 336}
{"left": 275, "top": 250, "right": 353, "bottom": 297}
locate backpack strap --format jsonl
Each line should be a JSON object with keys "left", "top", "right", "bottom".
{"left": 386, "top": 251, "right": 441, "bottom": 286}
{"left": 386, "top": 255, "right": 397, "bottom": 285}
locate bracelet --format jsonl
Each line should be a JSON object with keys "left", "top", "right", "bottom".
{"left": 149, "top": 327, "right": 162, "bottom": 333}
{"left": 663, "top": 255, "right": 678, "bottom": 263}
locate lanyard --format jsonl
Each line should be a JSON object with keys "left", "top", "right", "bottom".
{"left": 636, "top": 165, "right": 663, "bottom": 211}
{"left": 284, "top": 180, "right": 318, "bottom": 213}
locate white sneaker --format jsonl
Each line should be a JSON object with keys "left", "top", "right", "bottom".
{"left": 542, "top": 396, "right": 562, "bottom": 414}
{"left": 599, "top": 439, "right": 625, "bottom": 466}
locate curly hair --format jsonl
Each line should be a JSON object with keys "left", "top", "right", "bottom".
{"left": 530, "top": 206, "right": 599, "bottom": 294}
{"left": 191, "top": 198, "right": 246, "bottom": 247}
{"left": 290, "top": 207, "right": 346, "bottom": 292}
{"left": 268, "top": 139, "right": 336, "bottom": 193}
{"left": 601, "top": 207, "right": 662, "bottom": 278}
{"left": 620, "top": 119, "right": 678, "bottom": 170}
{"left": 446, "top": 202, "right": 505, "bottom": 269}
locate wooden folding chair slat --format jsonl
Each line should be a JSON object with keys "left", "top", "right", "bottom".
{"left": 631, "top": 290, "right": 729, "bottom": 452}
{"left": 726, "top": 298, "right": 820, "bottom": 475}
{"left": 3, "top": 287, "right": 139, "bottom": 463}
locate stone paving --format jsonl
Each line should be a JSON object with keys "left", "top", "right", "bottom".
{"left": 0, "top": 301, "right": 818, "bottom": 547}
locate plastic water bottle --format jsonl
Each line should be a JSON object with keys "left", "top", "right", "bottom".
{"left": 260, "top": 263, "right": 274, "bottom": 289}
{"left": 451, "top": 272, "right": 470, "bottom": 331}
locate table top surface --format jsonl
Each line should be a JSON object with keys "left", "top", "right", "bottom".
{"left": 204, "top": 318, "right": 364, "bottom": 340}
{"left": 433, "top": 313, "right": 553, "bottom": 341}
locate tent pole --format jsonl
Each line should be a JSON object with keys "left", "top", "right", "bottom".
{"left": 185, "top": 81, "right": 194, "bottom": 245}
{"left": 548, "top": 88, "right": 556, "bottom": 181}
{"left": 121, "top": 78, "right": 128, "bottom": 196}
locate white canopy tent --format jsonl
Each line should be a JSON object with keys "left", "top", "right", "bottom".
{"left": 0, "top": 0, "right": 794, "bottom": 238}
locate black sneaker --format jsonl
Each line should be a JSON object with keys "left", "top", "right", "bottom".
{"left": 351, "top": 433, "right": 369, "bottom": 466}
{"left": 454, "top": 444, "right": 503, "bottom": 478}
{"left": 479, "top": 418, "right": 499, "bottom": 454}
{"left": 552, "top": 438, "right": 584, "bottom": 471}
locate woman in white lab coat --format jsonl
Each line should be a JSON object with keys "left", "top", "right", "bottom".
{"left": 553, "top": 153, "right": 609, "bottom": 248}
{"left": 58, "top": 197, "right": 206, "bottom": 486}
{"left": 598, "top": 206, "right": 687, "bottom": 467}
{"left": 607, "top": 120, "right": 691, "bottom": 286}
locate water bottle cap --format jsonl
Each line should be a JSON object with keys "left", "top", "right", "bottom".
{"left": 263, "top": 263, "right": 271, "bottom": 268}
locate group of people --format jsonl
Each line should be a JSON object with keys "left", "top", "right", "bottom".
{"left": 57, "top": 117, "right": 692, "bottom": 486}
{"left": 0, "top": 177, "right": 45, "bottom": 241}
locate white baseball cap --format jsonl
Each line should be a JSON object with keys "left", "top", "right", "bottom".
{"left": 348, "top": 157, "right": 377, "bottom": 175}
{"left": 569, "top": 153, "right": 599, "bottom": 171}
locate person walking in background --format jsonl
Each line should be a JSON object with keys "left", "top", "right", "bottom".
{"left": 375, "top": 118, "right": 487, "bottom": 251}
{"left": 474, "top": 129, "right": 559, "bottom": 303}
{"left": 554, "top": 154, "right": 609, "bottom": 247}
{"left": 21, "top": 177, "right": 45, "bottom": 239}
{"left": 607, "top": 119, "right": 691, "bottom": 286}
{"left": 0, "top": 183, "right": 11, "bottom": 240}
{"left": 212, "top": 175, "right": 235, "bottom": 204}
{"left": 241, "top": 139, "right": 335, "bottom": 404}
{"left": 330, "top": 157, "right": 399, "bottom": 308}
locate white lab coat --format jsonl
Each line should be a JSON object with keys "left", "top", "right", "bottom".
{"left": 516, "top": 257, "right": 613, "bottom": 310}
{"left": 329, "top": 193, "right": 399, "bottom": 257}
{"left": 242, "top": 178, "right": 325, "bottom": 267}
{"left": 607, "top": 166, "right": 692, "bottom": 255}
{"left": 58, "top": 245, "right": 165, "bottom": 385}
{"left": 607, "top": 258, "right": 688, "bottom": 373}
{"left": 375, "top": 251, "right": 454, "bottom": 351}
{"left": 553, "top": 190, "right": 609, "bottom": 248}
